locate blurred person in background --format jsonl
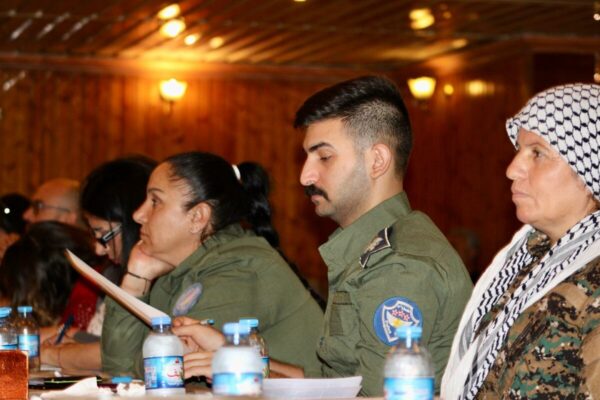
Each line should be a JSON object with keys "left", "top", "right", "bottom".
{"left": 41, "top": 156, "right": 156, "bottom": 371}
{"left": 443, "top": 84, "right": 600, "bottom": 399}
{"left": 23, "top": 178, "right": 84, "bottom": 227}
{"left": 102, "top": 152, "right": 323, "bottom": 378}
{"left": 0, "top": 221, "right": 101, "bottom": 326}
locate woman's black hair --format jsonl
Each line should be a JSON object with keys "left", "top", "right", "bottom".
{"left": 80, "top": 156, "right": 157, "bottom": 266}
{"left": 165, "top": 152, "right": 279, "bottom": 247}
{"left": 0, "top": 193, "right": 30, "bottom": 234}
{"left": 0, "top": 221, "right": 101, "bottom": 326}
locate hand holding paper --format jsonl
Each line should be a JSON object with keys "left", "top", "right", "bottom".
{"left": 66, "top": 250, "right": 167, "bottom": 326}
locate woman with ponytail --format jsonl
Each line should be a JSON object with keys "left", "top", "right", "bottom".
{"left": 101, "top": 152, "right": 323, "bottom": 378}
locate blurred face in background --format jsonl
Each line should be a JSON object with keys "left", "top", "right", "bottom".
{"left": 23, "top": 180, "right": 79, "bottom": 226}
{"left": 506, "top": 128, "right": 598, "bottom": 243}
{"left": 133, "top": 162, "right": 203, "bottom": 266}
{"left": 86, "top": 214, "right": 123, "bottom": 265}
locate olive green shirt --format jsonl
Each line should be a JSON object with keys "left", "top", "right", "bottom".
{"left": 314, "top": 192, "right": 472, "bottom": 396}
{"left": 102, "top": 224, "right": 323, "bottom": 377}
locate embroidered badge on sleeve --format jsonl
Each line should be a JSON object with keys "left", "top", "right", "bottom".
{"left": 172, "top": 283, "right": 203, "bottom": 316}
{"left": 360, "top": 226, "right": 393, "bottom": 268}
{"left": 373, "top": 296, "right": 422, "bottom": 346}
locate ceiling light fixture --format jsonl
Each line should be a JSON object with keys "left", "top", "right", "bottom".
{"left": 160, "top": 19, "right": 186, "bottom": 38}
{"left": 409, "top": 8, "right": 435, "bottom": 30}
{"left": 407, "top": 77, "right": 436, "bottom": 101}
{"left": 184, "top": 33, "right": 200, "bottom": 45}
{"left": 443, "top": 83, "right": 454, "bottom": 96}
{"left": 209, "top": 36, "right": 225, "bottom": 49}
{"left": 157, "top": 4, "right": 180, "bottom": 20}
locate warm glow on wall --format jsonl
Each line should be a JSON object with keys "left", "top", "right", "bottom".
{"left": 443, "top": 83, "right": 455, "bottom": 96}
{"left": 159, "top": 79, "right": 187, "bottom": 102}
{"left": 407, "top": 77, "right": 436, "bottom": 100}
{"left": 157, "top": 4, "right": 180, "bottom": 20}
{"left": 160, "top": 19, "right": 186, "bottom": 38}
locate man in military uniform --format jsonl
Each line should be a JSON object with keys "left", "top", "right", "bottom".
{"left": 294, "top": 76, "right": 473, "bottom": 395}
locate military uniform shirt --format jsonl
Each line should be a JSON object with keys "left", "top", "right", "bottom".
{"left": 476, "top": 236, "right": 600, "bottom": 399}
{"left": 101, "top": 224, "right": 323, "bottom": 377}
{"left": 314, "top": 192, "right": 472, "bottom": 396}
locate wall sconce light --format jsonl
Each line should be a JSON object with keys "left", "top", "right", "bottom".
{"left": 407, "top": 77, "right": 436, "bottom": 101}
{"left": 443, "top": 83, "right": 454, "bottom": 96}
{"left": 160, "top": 79, "right": 187, "bottom": 103}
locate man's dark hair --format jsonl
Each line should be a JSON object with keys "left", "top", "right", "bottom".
{"left": 294, "top": 75, "right": 412, "bottom": 175}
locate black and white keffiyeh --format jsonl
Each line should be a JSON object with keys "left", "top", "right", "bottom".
{"left": 442, "top": 83, "right": 600, "bottom": 400}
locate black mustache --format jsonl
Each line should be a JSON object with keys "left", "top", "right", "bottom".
{"left": 304, "top": 185, "right": 329, "bottom": 201}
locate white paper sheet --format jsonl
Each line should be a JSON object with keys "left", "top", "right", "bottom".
{"left": 262, "top": 376, "right": 362, "bottom": 399}
{"left": 66, "top": 250, "right": 167, "bottom": 326}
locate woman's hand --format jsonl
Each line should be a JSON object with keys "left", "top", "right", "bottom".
{"left": 128, "top": 241, "right": 175, "bottom": 280}
{"left": 172, "top": 316, "right": 225, "bottom": 352}
{"left": 122, "top": 242, "right": 175, "bottom": 296}
{"left": 183, "top": 351, "right": 215, "bottom": 380}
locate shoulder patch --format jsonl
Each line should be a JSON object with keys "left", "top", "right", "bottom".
{"left": 359, "top": 226, "right": 393, "bottom": 268}
{"left": 373, "top": 296, "right": 422, "bottom": 346}
{"left": 172, "top": 283, "right": 203, "bottom": 316}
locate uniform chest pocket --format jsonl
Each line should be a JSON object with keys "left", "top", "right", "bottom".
{"left": 329, "top": 291, "right": 356, "bottom": 336}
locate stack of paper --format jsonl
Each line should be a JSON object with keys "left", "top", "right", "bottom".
{"left": 263, "top": 376, "right": 362, "bottom": 399}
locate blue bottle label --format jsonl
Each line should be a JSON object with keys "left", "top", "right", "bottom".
{"left": 0, "top": 343, "right": 17, "bottom": 350}
{"left": 213, "top": 372, "right": 262, "bottom": 396}
{"left": 143, "top": 356, "right": 184, "bottom": 390}
{"left": 18, "top": 334, "right": 40, "bottom": 357}
{"left": 262, "top": 356, "right": 270, "bottom": 378}
{"left": 384, "top": 377, "right": 434, "bottom": 400}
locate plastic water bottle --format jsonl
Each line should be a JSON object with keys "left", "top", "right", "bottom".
{"left": 239, "top": 318, "right": 270, "bottom": 378}
{"left": 142, "top": 316, "right": 185, "bottom": 395}
{"left": 0, "top": 307, "right": 17, "bottom": 350}
{"left": 15, "top": 305, "right": 40, "bottom": 371}
{"left": 384, "top": 326, "right": 434, "bottom": 400}
{"left": 212, "top": 322, "right": 262, "bottom": 396}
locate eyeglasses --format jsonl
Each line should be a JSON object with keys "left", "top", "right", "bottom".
{"left": 96, "top": 224, "right": 122, "bottom": 248}
{"left": 31, "top": 200, "right": 71, "bottom": 216}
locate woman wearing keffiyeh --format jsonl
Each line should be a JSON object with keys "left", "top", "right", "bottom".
{"left": 442, "top": 83, "right": 600, "bottom": 399}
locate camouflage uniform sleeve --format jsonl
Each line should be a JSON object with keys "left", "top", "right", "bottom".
{"left": 579, "top": 294, "right": 600, "bottom": 397}
{"left": 352, "top": 259, "right": 444, "bottom": 396}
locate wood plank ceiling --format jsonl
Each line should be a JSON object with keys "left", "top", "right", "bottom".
{"left": 0, "top": 0, "right": 597, "bottom": 69}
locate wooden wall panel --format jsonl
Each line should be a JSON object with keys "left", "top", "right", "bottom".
{"left": 0, "top": 63, "right": 347, "bottom": 293}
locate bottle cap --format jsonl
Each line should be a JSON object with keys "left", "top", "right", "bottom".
{"left": 17, "top": 306, "right": 32, "bottom": 313}
{"left": 0, "top": 307, "right": 11, "bottom": 318}
{"left": 111, "top": 376, "right": 133, "bottom": 384}
{"left": 395, "top": 325, "right": 422, "bottom": 339}
{"left": 222, "top": 322, "right": 251, "bottom": 336}
{"left": 239, "top": 318, "right": 259, "bottom": 328}
{"left": 150, "top": 316, "right": 171, "bottom": 327}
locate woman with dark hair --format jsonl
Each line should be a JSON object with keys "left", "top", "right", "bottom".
{"left": 41, "top": 156, "right": 157, "bottom": 370}
{"left": 0, "top": 221, "right": 99, "bottom": 325}
{"left": 102, "top": 152, "right": 323, "bottom": 378}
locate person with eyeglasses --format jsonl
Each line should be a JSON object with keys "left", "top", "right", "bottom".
{"left": 23, "top": 178, "right": 84, "bottom": 228}
{"left": 101, "top": 152, "right": 323, "bottom": 379}
{"left": 40, "top": 156, "right": 157, "bottom": 371}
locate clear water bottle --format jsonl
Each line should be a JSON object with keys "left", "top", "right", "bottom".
{"left": 212, "top": 322, "right": 263, "bottom": 396}
{"left": 239, "top": 318, "right": 270, "bottom": 378}
{"left": 384, "top": 326, "right": 434, "bottom": 400}
{"left": 15, "top": 305, "right": 40, "bottom": 371}
{"left": 0, "top": 307, "right": 17, "bottom": 350}
{"left": 142, "top": 316, "right": 185, "bottom": 395}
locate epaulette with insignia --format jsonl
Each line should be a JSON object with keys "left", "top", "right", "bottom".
{"left": 359, "top": 226, "right": 393, "bottom": 269}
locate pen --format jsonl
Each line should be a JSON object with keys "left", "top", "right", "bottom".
{"left": 55, "top": 314, "right": 74, "bottom": 345}
{"left": 200, "top": 318, "right": 215, "bottom": 326}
